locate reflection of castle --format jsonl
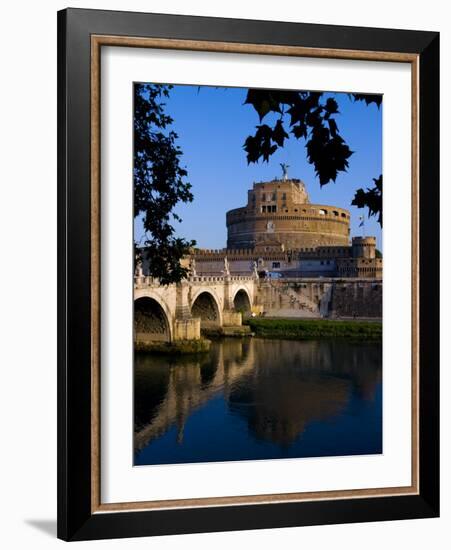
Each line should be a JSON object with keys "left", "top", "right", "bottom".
{"left": 134, "top": 339, "right": 382, "bottom": 453}
{"left": 192, "top": 177, "right": 382, "bottom": 279}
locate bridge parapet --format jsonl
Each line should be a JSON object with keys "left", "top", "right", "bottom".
{"left": 134, "top": 274, "right": 258, "bottom": 343}
{"left": 135, "top": 274, "right": 256, "bottom": 288}
{"left": 134, "top": 276, "right": 161, "bottom": 289}
{"left": 189, "top": 274, "right": 255, "bottom": 284}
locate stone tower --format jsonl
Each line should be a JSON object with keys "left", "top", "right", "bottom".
{"left": 351, "top": 236, "right": 377, "bottom": 259}
{"left": 226, "top": 178, "right": 350, "bottom": 250}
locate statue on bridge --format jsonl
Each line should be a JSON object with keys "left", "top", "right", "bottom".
{"left": 189, "top": 256, "right": 197, "bottom": 277}
{"left": 134, "top": 259, "right": 143, "bottom": 278}
{"left": 251, "top": 260, "right": 259, "bottom": 280}
{"left": 223, "top": 256, "right": 230, "bottom": 277}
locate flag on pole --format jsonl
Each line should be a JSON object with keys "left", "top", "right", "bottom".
{"left": 358, "top": 215, "right": 364, "bottom": 227}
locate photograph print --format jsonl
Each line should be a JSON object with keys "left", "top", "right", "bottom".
{"left": 133, "top": 82, "right": 383, "bottom": 467}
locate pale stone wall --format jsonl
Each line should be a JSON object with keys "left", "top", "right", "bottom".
{"left": 223, "top": 310, "right": 242, "bottom": 327}
{"left": 174, "top": 318, "right": 201, "bottom": 340}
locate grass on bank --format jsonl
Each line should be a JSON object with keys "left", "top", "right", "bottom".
{"left": 134, "top": 338, "right": 211, "bottom": 355}
{"left": 244, "top": 318, "right": 382, "bottom": 340}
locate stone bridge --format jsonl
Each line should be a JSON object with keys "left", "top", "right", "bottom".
{"left": 134, "top": 274, "right": 382, "bottom": 344}
{"left": 134, "top": 274, "right": 258, "bottom": 343}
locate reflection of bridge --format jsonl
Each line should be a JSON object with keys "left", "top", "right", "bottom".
{"left": 134, "top": 275, "right": 257, "bottom": 343}
{"left": 134, "top": 339, "right": 256, "bottom": 450}
{"left": 134, "top": 338, "right": 382, "bottom": 454}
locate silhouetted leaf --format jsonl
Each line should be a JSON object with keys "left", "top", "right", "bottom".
{"left": 324, "top": 97, "right": 339, "bottom": 118}
{"left": 352, "top": 175, "right": 383, "bottom": 226}
{"left": 244, "top": 89, "right": 282, "bottom": 121}
{"left": 242, "top": 88, "right": 382, "bottom": 225}
{"left": 351, "top": 93, "right": 383, "bottom": 108}
{"left": 272, "top": 120, "right": 289, "bottom": 146}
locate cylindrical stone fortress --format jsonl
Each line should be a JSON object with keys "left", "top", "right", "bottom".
{"left": 226, "top": 179, "right": 350, "bottom": 250}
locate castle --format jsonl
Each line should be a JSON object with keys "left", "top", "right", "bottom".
{"left": 191, "top": 175, "right": 382, "bottom": 279}
{"left": 135, "top": 173, "right": 383, "bottom": 327}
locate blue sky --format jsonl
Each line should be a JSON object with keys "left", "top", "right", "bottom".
{"left": 135, "top": 84, "right": 382, "bottom": 250}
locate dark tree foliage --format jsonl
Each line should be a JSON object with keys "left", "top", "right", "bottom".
{"left": 243, "top": 90, "right": 383, "bottom": 223}
{"left": 134, "top": 83, "right": 195, "bottom": 284}
{"left": 352, "top": 175, "right": 383, "bottom": 226}
{"left": 351, "top": 94, "right": 383, "bottom": 108}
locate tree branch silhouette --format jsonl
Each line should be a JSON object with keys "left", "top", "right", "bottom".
{"left": 134, "top": 83, "right": 195, "bottom": 284}
{"left": 243, "top": 89, "right": 382, "bottom": 224}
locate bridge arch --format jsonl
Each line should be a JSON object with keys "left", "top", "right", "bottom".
{"left": 191, "top": 290, "right": 222, "bottom": 328}
{"left": 233, "top": 287, "right": 252, "bottom": 314}
{"left": 134, "top": 295, "right": 172, "bottom": 343}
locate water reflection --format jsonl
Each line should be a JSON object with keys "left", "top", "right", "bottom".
{"left": 134, "top": 338, "right": 382, "bottom": 465}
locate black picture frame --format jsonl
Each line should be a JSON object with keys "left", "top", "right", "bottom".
{"left": 57, "top": 7, "right": 439, "bottom": 541}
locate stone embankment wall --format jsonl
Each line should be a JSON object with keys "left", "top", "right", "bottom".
{"left": 257, "top": 279, "right": 382, "bottom": 319}
{"left": 330, "top": 282, "right": 382, "bottom": 318}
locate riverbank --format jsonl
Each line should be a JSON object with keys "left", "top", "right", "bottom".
{"left": 245, "top": 318, "right": 382, "bottom": 340}
{"left": 134, "top": 338, "right": 211, "bottom": 355}
{"left": 201, "top": 325, "right": 253, "bottom": 338}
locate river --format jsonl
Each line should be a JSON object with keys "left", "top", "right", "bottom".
{"left": 134, "top": 338, "right": 382, "bottom": 466}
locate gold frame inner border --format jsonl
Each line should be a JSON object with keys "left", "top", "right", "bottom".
{"left": 90, "top": 35, "right": 419, "bottom": 514}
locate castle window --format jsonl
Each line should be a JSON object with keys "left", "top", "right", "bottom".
{"left": 272, "top": 262, "right": 280, "bottom": 269}
{"left": 333, "top": 210, "right": 339, "bottom": 216}
{"left": 271, "top": 205, "right": 277, "bottom": 213}
{"left": 319, "top": 209, "right": 326, "bottom": 215}
{"left": 262, "top": 193, "right": 266, "bottom": 202}
{"left": 282, "top": 192, "right": 287, "bottom": 200}
{"left": 294, "top": 208, "right": 298, "bottom": 212}
{"left": 272, "top": 192, "right": 277, "bottom": 201}
{"left": 341, "top": 213, "right": 346, "bottom": 218}
{"left": 261, "top": 205, "right": 266, "bottom": 213}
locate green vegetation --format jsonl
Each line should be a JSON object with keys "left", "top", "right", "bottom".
{"left": 245, "top": 318, "right": 382, "bottom": 341}
{"left": 201, "top": 326, "right": 253, "bottom": 338}
{"left": 134, "top": 338, "right": 211, "bottom": 355}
